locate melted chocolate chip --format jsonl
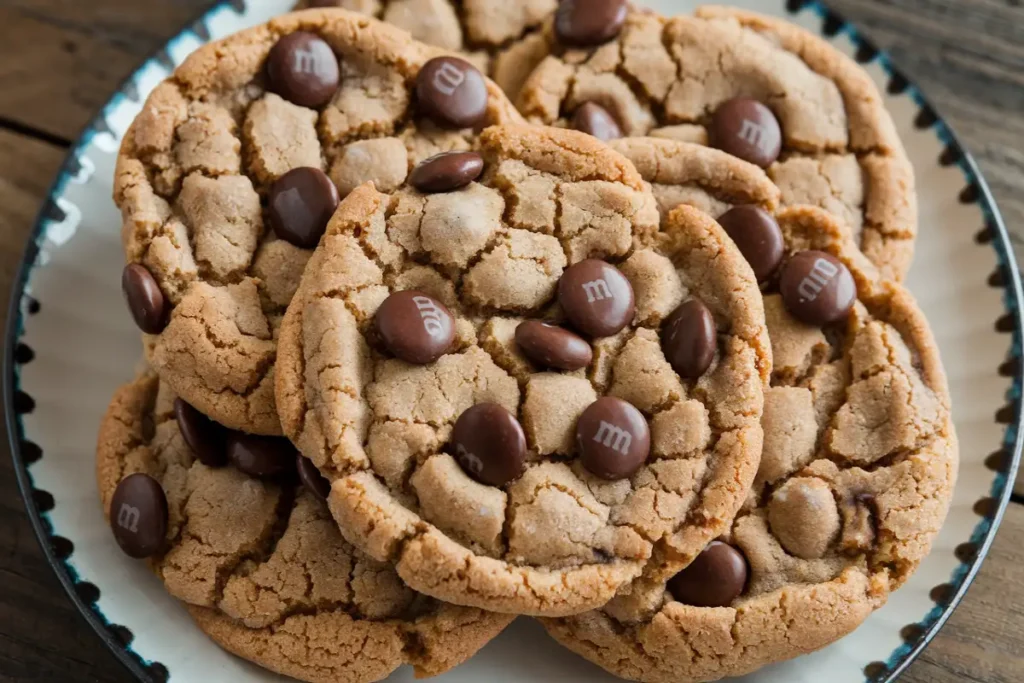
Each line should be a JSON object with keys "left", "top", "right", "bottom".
{"left": 296, "top": 455, "right": 331, "bottom": 502}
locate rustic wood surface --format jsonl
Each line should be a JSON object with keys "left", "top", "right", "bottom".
{"left": 0, "top": 0, "right": 1022, "bottom": 681}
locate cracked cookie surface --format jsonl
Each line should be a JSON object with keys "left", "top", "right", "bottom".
{"left": 511, "top": 5, "right": 917, "bottom": 280}
{"left": 274, "top": 124, "right": 771, "bottom": 617}
{"left": 97, "top": 372, "right": 513, "bottom": 683}
{"left": 115, "top": 8, "right": 521, "bottom": 435}
{"left": 297, "top": 0, "right": 556, "bottom": 82}
{"left": 541, "top": 206, "right": 957, "bottom": 683}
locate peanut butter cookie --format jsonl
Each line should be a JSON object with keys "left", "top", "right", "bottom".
{"left": 115, "top": 8, "right": 522, "bottom": 435}
{"left": 97, "top": 373, "right": 513, "bottom": 682}
{"left": 274, "top": 124, "right": 771, "bottom": 617}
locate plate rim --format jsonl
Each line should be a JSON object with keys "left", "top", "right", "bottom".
{"left": 3, "top": 1, "right": 1022, "bottom": 682}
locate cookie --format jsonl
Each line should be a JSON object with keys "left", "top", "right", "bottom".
{"left": 297, "top": 0, "right": 555, "bottom": 86}
{"left": 540, "top": 205, "right": 957, "bottom": 682}
{"left": 115, "top": 9, "right": 522, "bottom": 435}
{"left": 273, "top": 123, "right": 771, "bottom": 617}
{"left": 97, "top": 372, "right": 513, "bottom": 682}
{"left": 511, "top": 4, "right": 917, "bottom": 281}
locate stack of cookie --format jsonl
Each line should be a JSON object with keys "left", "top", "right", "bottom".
{"left": 98, "top": 3, "right": 957, "bottom": 682}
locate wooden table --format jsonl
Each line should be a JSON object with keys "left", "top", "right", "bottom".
{"left": 0, "top": 0, "right": 1023, "bottom": 680}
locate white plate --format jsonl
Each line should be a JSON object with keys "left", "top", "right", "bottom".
{"left": 5, "top": 1, "right": 1022, "bottom": 681}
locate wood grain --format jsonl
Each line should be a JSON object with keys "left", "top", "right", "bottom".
{"left": 0, "top": 1, "right": 1022, "bottom": 682}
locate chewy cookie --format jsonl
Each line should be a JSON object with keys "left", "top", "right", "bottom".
{"left": 297, "top": 0, "right": 556, "bottom": 84}
{"left": 541, "top": 206, "right": 957, "bottom": 682}
{"left": 97, "top": 373, "right": 513, "bottom": 682}
{"left": 274, "top": 123, "right": 771, "bottom": 617}
{"left": 511, "top": 3, "right": 917, "bottom": 281}
{"left": 116, "top": 8, "right": 522, "bottom": 435}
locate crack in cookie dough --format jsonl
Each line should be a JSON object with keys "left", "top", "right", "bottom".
{"left": 116, "top": 8, "right": 522, "bottom": 435}
{"left": 540, "top": 206, "right": 956, "bottom": 682}
{"left": 97, "top": 373, "right": 513, "bottom": 683}
{"left": 275, "top": 124, "right": 770, "bottom": 616}
{"left": 510, "top": 6, "right": 917, "bottom": 280}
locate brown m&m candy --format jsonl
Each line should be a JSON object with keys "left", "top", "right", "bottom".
{"left": 122, "top": 264, "right": 168, "bottom": 334}
{"left": 710, "top": 98, "right": 782, "bottom": 168}
{"left": 268, "top": 167, "right": 340, "bottom": 248}
{"left": 174, "top": 398, "right": 227, "bottom": 467}
{"left": 266, "top": 32, "right": 340, "bottom": 109}
{"left": 451, "top": 403, "right": 527, "bottom": 486}
{"left": 779, "top": 250, "right": 856, "bottom": 325}
{"left": 515, "top": 321, "right": 593, "bottom": 371}
{"left": 110, "top": 473, "right": 168, "bottom": 559}
{"left": 558, "top": 260, "right": 635, "bottom": 338}
{"left": 576, "top": 397, "right": 650, "bottom": 480}
{"left": 375, "top": 291, "right": 455, "bottom": 364}
{"left": 717, "top": 205, "right": 784, "bottom": 283}
{"left": 296, "top": 454, "right": 331, "bottom": 502}
{"left": 227, "top": 433, "right": 297, "bottom": 480}
{"left": 555, "top": 0, "right": 628, "bottom": 46}
{"left": 409, "top": 151, "right": 485, "bottom": 193}
{"left": 571, "top": 102, "right": 622, "bottom": 141}
{"left": 668, "top": 541, "right": 748, "bottom": 607}
{"left": 662, "top": 299, "right": 716, "bottom": 379}
{"left": 416, "top": 57, "right": 489, "bottom": 129}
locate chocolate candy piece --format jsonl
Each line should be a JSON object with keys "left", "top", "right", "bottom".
{"left": 416, "top": 57, "right": 489, "bottom": 129}
{"left": 266, "top": 32, "right": 340, "bottom": 109}
{"left": 710, "top": 98, "right": 782, "bottom": 168}
{"left": 779, "top": 250, "right": 856, "bottom": 325}
{"left": 558, "top": 260, "right": 635, "bottom": 338}
{"left": 571, "top": 102, "right": 622, "bottom": 141}
{"left": 268, "top": 167, "right": 340, "bottom": 248}
{"left": 174, "top": 398, "right": 227, "bottom": 467}
{"left": 375, "top": 290, "right": 456, "bottom": 364}
{"left": 227, "top": 433, "right": 297, "bottom": 480}
{"left": 554, "top": 0, "right": 628, "bottom": 46}
{"left": 409, "top": 151, "right": 485, "bottom": 193}
{"left": 122, "top": 264, "right": 168, "bottom": 334}
{"left": 662, "top": 299, "right": 716, "bottom": 379}
{"left": 451, "top": 403, "right": 527, "bottom": 486}
{"left": 668, "top": 541, "right": 748, "bottom": 607}
{"left": 515, "top": 321, "right": 593, "bottom": 371}
{"left": 110, "top": 473, "right": 168, "bottom": 559}
{"left": 717, "top": 205, "right": 784, "bottom": 283}
{"left": 576, "top": 397, "right": 650, "bottom": 480}
{"left": 296, "top": 454, "right": 331, "bottom": 502}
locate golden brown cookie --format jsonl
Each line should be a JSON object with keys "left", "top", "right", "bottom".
{"left": 97, "top": 373, "right": 513, "bottom": 682}
{"left": 297, "top": 0, "right": 556, "bottom": 78}
{"left": 540, "top": 206, "right": 957, "bottom": 682}
{"left": 511, "top": 5, "right": 917, "bottom": 281}
{"left": 274, "top": 123, "right": 771, "bottom": 617}
{"left": 115, "top": 8, "right": 522, "bottom": 435}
